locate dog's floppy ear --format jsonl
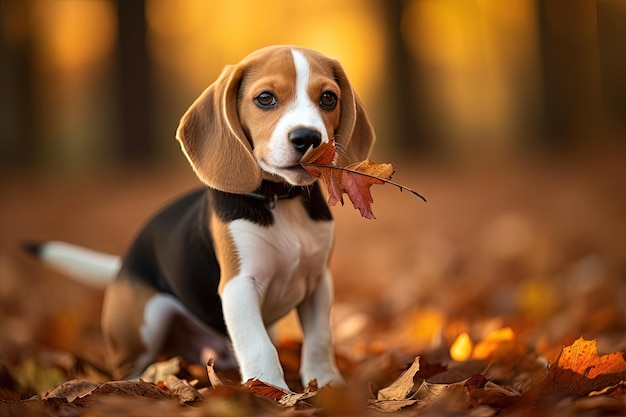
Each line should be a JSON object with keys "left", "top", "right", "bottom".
{"left": 176, "top": 64, "right": 262, "bottom": 194}
{"left": 332, "top": 60, "right": 376, "bottom": 164}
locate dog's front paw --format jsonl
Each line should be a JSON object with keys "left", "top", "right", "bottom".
{"left": 241, "top": 363, "right": 289, "bottom": 391}
{"left": 301, "top": 365, "right": 344, "bottom": 388}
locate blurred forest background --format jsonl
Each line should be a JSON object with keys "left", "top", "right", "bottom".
{"left": 0, "top": 0, "right": 625, "bottom": 409}
{"left": 1, "top": 0, "right": 625, "bottom": 169}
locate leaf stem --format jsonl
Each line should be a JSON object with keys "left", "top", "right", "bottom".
{"left": 301, "top": 162, "right": 427, "bottom": 202}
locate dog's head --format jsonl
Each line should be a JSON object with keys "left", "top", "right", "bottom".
{"left": 176, "top": 45, "right": 375, "bottom": 194}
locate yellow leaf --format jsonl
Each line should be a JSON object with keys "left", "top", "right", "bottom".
{"left": 450, "top": 332, "right": 473, "bottom": 361}
{"left": 472, "top": 327, "right": 515, "bottom": 360}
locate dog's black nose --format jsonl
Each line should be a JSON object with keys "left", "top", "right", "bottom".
{"left": 289, "top": 128, "right": 322, "bottom": 154}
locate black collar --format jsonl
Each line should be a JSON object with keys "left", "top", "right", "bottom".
{"left": 245, "top": 180, "right": 304, "bottom": 207}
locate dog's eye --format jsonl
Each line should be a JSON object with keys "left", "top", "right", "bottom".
{"left": 320, "top": 91, "right": 338, "bottom": 110}
{"left": 254, "top": 92, "right": 277, "bottom": 109}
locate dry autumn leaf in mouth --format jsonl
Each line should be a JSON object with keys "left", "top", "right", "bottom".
{"left": 299, "top": 138, "right": 426, "bottom": 219}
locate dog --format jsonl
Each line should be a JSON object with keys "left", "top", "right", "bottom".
{"left": 28, "top": 45, "right": 375, "bottom": 390}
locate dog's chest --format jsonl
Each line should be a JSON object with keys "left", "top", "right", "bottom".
{"left": 227, "top": 198, "right": 334, "bottom": 324}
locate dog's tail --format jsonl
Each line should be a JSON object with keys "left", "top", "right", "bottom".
{"left": 24, "top": 241, "right": 121, "bottom": 287}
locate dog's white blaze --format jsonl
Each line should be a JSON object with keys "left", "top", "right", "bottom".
{"left": 264, "top": 49, "right": 327, "bottom": 180}
{"left": 289, "top": 49, "right": 328, "bottom": 138}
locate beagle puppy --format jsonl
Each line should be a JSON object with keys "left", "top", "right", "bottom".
{"left": 31, "top": 45, "right": 375, "bottom": 390}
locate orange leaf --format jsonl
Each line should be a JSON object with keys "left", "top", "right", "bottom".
{"left": 450, "top": 332, "right": 473, "bottom": 362}
{"left": 299, "top": 139, "right": 335, "bottom": 167}
{"left": 300, "top": 139, "right": 425, "bottom": 219}
{"left": 472, "top": 327, "right": 521, "bottom": 360}
{"left": 545, "top": 337, "right": 626, "bottom": 397}
{"left": 321, "top": 166, "right": 345, "bottom": 208}
{"left": 299, "top": 139, "right": 344, "bottom": 207}
{"left": 340, "top": 160, "right": 394, "bottom": 219}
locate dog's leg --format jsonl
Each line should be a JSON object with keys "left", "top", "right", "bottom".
{"left": 221, "top": 276, "right": 288, "bottom": 389}
{"left": 297, "top": 270, "right": 343, "bottom": 387}
{"left": 102, "top": 279, "right": 158, "bottom": 379}
{"left": 148, "top": 294, "right": 237, "bottom": 371}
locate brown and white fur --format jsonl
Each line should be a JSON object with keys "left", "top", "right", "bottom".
{"left": 29, "top": 46, "right": 375, "bottom": 390}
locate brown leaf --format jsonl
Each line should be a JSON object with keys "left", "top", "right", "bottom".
{"left": 321, "top": 167, "right": 345, "bottom": 208}
{"left": 87, "top": 380, "right": 172, "bottom": 400}
{"left": 467, "top": 380, "right": 520, "bottom": 408}
{"left": 369, "top": 357, "right": 421, "bottom": 412}
{"left": 0, "top": 397, "right": 79, "bottom": 417}
{"left": 241, "top": 378, "right": 321, "bottom": 409}
{"left": 206, "top": 357, "right": 224, "bottom": 387}
{"left": 376, "top": 356, "right": 420, "bottom": 400}
{"left": 299, "top": 138, "right": 344, "bottom": 208}
{"left": 369, "top": 399, "right": 418, "bottom": 412}
{"left": 340, "top": 160, "right": 394, "bottom": 219}
{"left": 464, "top": 374, "right": 488, "bottom": 392}
{"left": 139, "top": 356, "right": 181, "bottom": 383}
{"left": 163, "top": 374, "right": 204, "bottom": 404}
{"left": 277, "top": 390, "right": 317, "bottom": 407}
{"left": 44, "top": 379, "right": 100, "bottom": 403}
{"left": 245, "top": 379, "right": 290, "bottom": 401}
{"left": 545, "top": 336, "right": 626, "bottom": 397}
{"left": 300, "top": 138, "right": 424, "bottom": 219}
{"left": 589, "top": 380, "right": 626, "bottom": 398}
{"left": 299, "top": 139, "right": 335, "bottom": 167}
{"left": 70, "top": 380, "right": 172, "bottom": 407}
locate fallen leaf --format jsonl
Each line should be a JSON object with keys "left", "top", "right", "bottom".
{"left": 71, "top": 380, "right": 172, "bottom": 407}
{"left": 0, "top": 397, "right": 79, "bottom": 417}
{"left": 278, "top": 390, "right": 317, "bottom": 407}
{"left": 89, "top": 380, "right": 172, "bottom": 400}
{"left": 467, "top": 380, "right": 520, "bottom": 408}
{"left": 300, "top": 138, "right": 425, "bottom": 219}
{"left": 206, "top": 357, "right": 224, "bottom": 387}
{"left": 244, "top": 379, "right": 290, "bottom": 401}
{"left": 413, "top": 379, "right": 457, "bottom": 403}
{"left": 44, "top": 379, "right": 100, "bottom": 403}
{"left": 450, "top": 332, "right": 473, "bottom": 361}
{"left": 369, "top": 399, "right": 418, "bottom": 412}
{"left": 139, "top": 356, "right": 181, "bottom": 383}
{"left": 567, "top": 395, "right": 626, "bottom": 415}
{"left": 589, "top": 380, "right": 626, "bottom": 398}
{"left": 163, "top": 375, "right": 204, "bottom": 404}
{"left": 376, "top": 356, "right": 420, "bottom": 400}
{"left": 414, "top": 380, "right": 471, "bottom": 412}
{"left": 276, "top": 378, "right": 319, "bottom": 407}
{"left": 472, "top": 327, "right": 519, "bottom": 360}
{"left": 464, "top": 373, "right": 488, "bottom": 392}
{"left": 545, "top": 336, "right": 626, "bottom": 397}
{"left": 368, "top": 357, "right": 421, "bottom": 412}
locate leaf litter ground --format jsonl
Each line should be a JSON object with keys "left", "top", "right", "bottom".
{"left": 0, "top": 149, "right": 624, "bottom": 416}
